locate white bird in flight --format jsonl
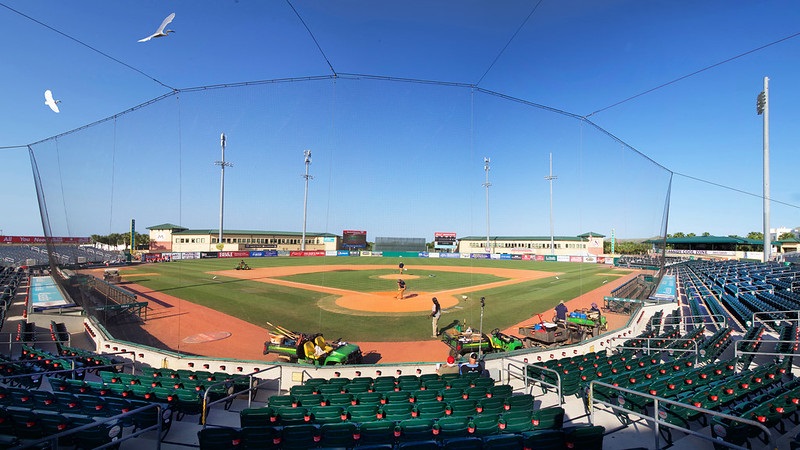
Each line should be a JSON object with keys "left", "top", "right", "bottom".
{"left": 44, "top": 90, "right": 60, "bottom": 113}
{"left": 138, "top": 13, "right": 176, "bottom": 42}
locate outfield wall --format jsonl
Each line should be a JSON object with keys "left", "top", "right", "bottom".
{"left": 143, "top": 250, "right": 617, "bottom": 265}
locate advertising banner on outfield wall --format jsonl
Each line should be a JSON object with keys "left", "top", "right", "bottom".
{"left": 219, "top": 251, "right": 250, "bottom": 258}
{"left": 557, "top": 255, "right": 571, "bottom": 262}
{"left": 500, "top": 254, "right": 511, "bottom": 260}
{"left": 418, "top": 252, "right": 429, "bottom": 258}
{"left": 290, "top": 250, "right": 326, "bottom": 257}
{"left": 471, "top": 253, "right": 490, "bottom": 259}
{"left": 522, "top": 255, "right": 532, "bottom": 260}
{"left": 583, "top": 256, "right": 597, "bottom": 263}
{"left": 596, "top": 257, "right": 606, "bottom": 264}
{"left": 439, "top": 252, "right": 460, "bottom": 258}
{"left": 183, "top": 252, "right": 200, "bottom": 260}
{"left": 249, "top": 250, "right": 278, "bottom": 257}
{"left": 428, "top": 252, "right": 440, "bottom": 258}
{"left": 544, "top": 255, "right": 556, "bottom": 262}
{"left": 336, "top": 250, "right": 349, "bottom": 256}
{"left": 200, "top": 252, "right": 219, "bottom": 259}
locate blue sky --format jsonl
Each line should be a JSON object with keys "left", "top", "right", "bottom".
{"left": 1, "top": 1, "right": 798, "bottom": 241}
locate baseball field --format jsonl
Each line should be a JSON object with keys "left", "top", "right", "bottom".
{"left": 115, "top": 257, "right": 631, "bottom": 343}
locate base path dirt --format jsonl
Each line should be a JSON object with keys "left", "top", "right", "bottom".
{"left": 95, "top": 265, "right": 643, "bottom": 364}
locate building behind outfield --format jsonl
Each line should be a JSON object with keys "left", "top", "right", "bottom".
{"left": 456, "top": 232, "right": 605, "bottom": 256}
{"left": 147, "top": 223, "right": 340, "bottom": 253}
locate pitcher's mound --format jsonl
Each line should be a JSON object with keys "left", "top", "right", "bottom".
{"left": 377, "top": 274, "right": 420, "bottom": 280}
{"left": 335, "top": 291, "right": 458, "bottom": 313}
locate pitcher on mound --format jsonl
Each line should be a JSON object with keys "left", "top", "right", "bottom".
{"left": 396, "top": 279, "right": 406, "bottom": 299}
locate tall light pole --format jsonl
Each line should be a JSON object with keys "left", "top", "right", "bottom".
{"left": 301, "top": 150, "right": 313, "bottom": 251}
{"left": 544, "top": 153, "right": 557, "bottom": 255}
{"left": 483, "top": 157, "right": 492, "bottom": 254}
{"left": 215, "top": 133, "right": 233, "bottom": 249}
{"left": 757, "top": 77, "right": 770, "bottom": 262}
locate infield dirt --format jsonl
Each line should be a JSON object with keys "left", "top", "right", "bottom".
{"left": 99, "top": 264, "right": 640, "bottom": 363}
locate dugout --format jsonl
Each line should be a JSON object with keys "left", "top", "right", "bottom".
{"left": 374, "top": 237, "right": 426, "bottom": 253}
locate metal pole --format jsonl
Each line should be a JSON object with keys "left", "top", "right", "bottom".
{"left": 483, "top": 157, "right": 491, "bottom": 254}
{"left": 761, "top": 77, "right": 771, "bottom": 262}
{"left": 478, "top": 296, "right": 485, "bottom": 360}
{"left": 301, "top": 150, "right": 312, "bottom": 251}
{"left": 544, "top": 153, "right": 557, "bottom": 254}
{"left": 215, "top": 133, "right": 233, "bottom": 248}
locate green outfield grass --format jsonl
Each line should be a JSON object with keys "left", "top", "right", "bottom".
{"left": 120, "top": 257, "right": 628, "bottom": 342}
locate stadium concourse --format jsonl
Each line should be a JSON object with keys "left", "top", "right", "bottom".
{"left": 87, "top": 265, "right": 637, "bottom": 363}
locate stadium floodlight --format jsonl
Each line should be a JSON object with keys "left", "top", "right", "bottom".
{"left": 215, "top": 133, "right": 233, "bottom": 249}
{"left": 758, "top": 77, "right": 770, "bottom": 261}
{"left": 544, "top": 153, "right": 558, "bottom": 255}
{"left": 482, "top": 157, "right": 491, "bottom": 254}
{"left": 301, "top": 150, "right": 313, "bottom": 251}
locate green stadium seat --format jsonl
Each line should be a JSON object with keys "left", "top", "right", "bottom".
{"left": 320, "top": 421, "right": 358, "bottom": 448}
{"left": 240, "top": 407, "right": 277, "bottom": 427}
{"left": 472, "top": 413, "right": 500, "bottom": 437}
{"left": 281, "top": 423, "right": 320, "bottom": 449}
{"left": 241, "top": 426, "right": 279, "bottom": 449}
{"left": 356, "top": 420, "right": 396, "bottom": 446}
{"left": 482, "top": 433, "right": 524, "bottom": 449}
{"left": 398, "top": 418, "right": 435, "bottom": 442}
{"left": 198, "top": 426, "right": 242, "bottom": 450}
{"left": 531, "top": 406, "right": 564, "bottom": 430}
{"left": 563, "top": 425, "right": 605, "bottom": 450}
{"left": 521, "top": 429, "right": 564, "bottom": 450}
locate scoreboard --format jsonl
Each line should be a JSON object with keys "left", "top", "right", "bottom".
{"left": 342, "top": 230, "right": 367, "bottom": 248}
{"left": 434, "top": 232, "right": 457, "bottom": 248}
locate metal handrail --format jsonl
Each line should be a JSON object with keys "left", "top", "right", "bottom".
{"left": 201, "top": 365, "right": 282, "bottom": 426}
{"left": 610, "top": 336, "right": 700, "bottom": 366}
{"left": 20, "top": 402, "right": 164, "bottom": 450}
{"left": 1, "top": 360, "right": 136, "bottom": 382}
{"left": 734, "top": 338, "right": 800, "bottom": 360}
{"left": 505, "top": 357, "right": 562, "bottom": 406}
{"left": 589, "top": 379, "right": 775, "bottom": 450}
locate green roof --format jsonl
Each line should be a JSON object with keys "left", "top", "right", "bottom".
{"left": 646, "top": 235, "right": 780, "bottom": 246}
{"left": 173, "top": 229, "right": 338, "bottom": 237}
{"left": 146, "top": 223, "right": 187, "bottom": 231}
{"left": 577, "top": 231, "right": 606, "bottom": 238}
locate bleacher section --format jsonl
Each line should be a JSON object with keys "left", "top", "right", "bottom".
{"left": 0, "top": 244, "right": 122, "bottom": 267}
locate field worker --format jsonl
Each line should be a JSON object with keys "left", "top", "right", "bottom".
{"left": 555, "top": 300, "right": 568, "bottom": 323}
{"left": 431, "top": 297, "right": 441, "bottom": 337}
{"left": 397, "top": 279, "right": 407, "bottom": 299}
{"left": 399, "top": 262, "right": 405, "bottom": 274}
{"left": 437, "top": 355, "right": 459, "bottom": 375}
{"left": 590, "top": 302, "right": 601, "bottom": 313}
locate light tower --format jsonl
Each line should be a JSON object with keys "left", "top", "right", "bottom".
{"left": 757, "top": 77, "right": 771, "bottom": 262}
{"left": 482, "top": 157, "right": 492, "bottom": 254}
{"left": 215, "top": 133, "right": 233, "bottom": 249}
{"left": 301, "top": 150, "right": 313, "bottom": 251}
{"left": 544, "top": 153, "right": 557, "bottom": 254}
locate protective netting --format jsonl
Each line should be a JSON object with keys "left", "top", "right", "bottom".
{"left": 26, "top": 75, "right": 677, "bottom": 342}
{"left": 28, "top": 77, "right": 672, "bottom": 243}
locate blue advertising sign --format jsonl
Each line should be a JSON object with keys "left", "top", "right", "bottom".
{"left": 470, "top": 253, "right": 490, "bottom": 259}
{"left": 337, "top": 250, "right": 350, "bottom": 256}
{"left": 439, "top": 252, "right": 460, "bottom": 259}
{"left": 499, "top": 254, "right": 512, "bottom": 260}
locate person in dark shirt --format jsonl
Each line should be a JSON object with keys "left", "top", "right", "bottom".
{"left": 396, "top": 279, "right": 407, "bottom": 299}
{"left": 554, "top": 300, "right": 568, "bottom": 322}
{"left": 459, "top": 352, "right": 483, "bottom": 375}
